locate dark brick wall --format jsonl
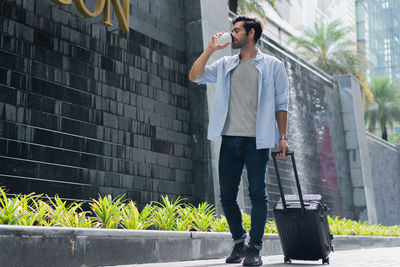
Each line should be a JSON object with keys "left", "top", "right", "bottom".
{"left": 0, "top": 0, "right": 193, "bottom": 207}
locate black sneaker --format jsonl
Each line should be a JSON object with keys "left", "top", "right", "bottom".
{"left": 226, "top": 241, "right": 247, "bottom": 263}
{"left": 243, "top": 244, "right": 262, "bottom": 266}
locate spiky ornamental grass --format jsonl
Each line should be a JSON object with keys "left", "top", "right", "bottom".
{"left": 1, "top": 186, "right": 399, "bottom": 237}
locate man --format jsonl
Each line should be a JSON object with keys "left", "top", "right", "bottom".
{"left": 189, "top": 16, "right": 289, "bottom": 266}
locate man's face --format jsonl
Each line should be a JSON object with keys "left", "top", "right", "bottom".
{"left": 231, "top": 21, "right": 252, "bottom": 49}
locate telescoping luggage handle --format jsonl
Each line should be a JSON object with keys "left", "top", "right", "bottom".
{"left": 271, "top": 151, "right": 306, "bottom": 214}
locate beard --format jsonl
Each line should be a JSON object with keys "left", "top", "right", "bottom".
{"left": 232, "top": 37, "right": 248, "bottom": 49}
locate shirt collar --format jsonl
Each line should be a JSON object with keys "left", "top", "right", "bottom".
{"left": 254, "top": 48, "right": 264, "bottom": 62}
{"left": 225, "top": 48, "right": 264, "bottom": 75}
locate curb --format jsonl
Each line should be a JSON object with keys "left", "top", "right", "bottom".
{"left": 1, "top": 225, "right": 400, "bottom": 267}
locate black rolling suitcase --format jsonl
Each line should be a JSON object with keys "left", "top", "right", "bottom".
{"left": 271, "top": 151, "right": 334, "bottom": 265}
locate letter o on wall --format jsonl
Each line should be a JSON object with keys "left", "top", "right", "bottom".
{"left": 74, "top": 0, "right": 106, "bottom": 17}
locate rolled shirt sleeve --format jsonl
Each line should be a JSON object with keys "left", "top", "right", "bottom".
{"left": 274, "top": 61, "right": 289, "bottom": 112}
{"left": 194, "top": 58, "right": 223, "bottom": 84}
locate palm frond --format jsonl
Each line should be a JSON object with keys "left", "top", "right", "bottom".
{"left": 290, "top": 19, "right": 364, "bottom": 77}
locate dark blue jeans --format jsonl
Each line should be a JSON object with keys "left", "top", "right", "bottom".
{"left": 219, "top": 136, "right": 270, "bottom": 247}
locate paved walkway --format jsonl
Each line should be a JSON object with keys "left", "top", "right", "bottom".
{"left": 115, "top": 247, "right": 400, "bottom": 267}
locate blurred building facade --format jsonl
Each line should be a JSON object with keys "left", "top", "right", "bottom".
{"left": 255, "top": 0, "right": 357, "bottom": 52}
{"left": 356, "top": 0, "right": 400, "bottom": 83}
{"left": 356, "top": 0, "right": 400, "bottom": 137}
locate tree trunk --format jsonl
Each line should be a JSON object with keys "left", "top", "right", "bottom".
{"left": 228, "top": 0, "right": 238, "bottom": 13}
{"left": 382, "top": 127, "right": 388, "bottom": 141}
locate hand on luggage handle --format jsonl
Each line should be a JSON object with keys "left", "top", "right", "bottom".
{"left": 271, "top": 151, "right": 294, "bottom": 157}
{"left": 271, "top": 150, "right": 306, "bottom": 214}
{"left": 273, "top": 148, "right": 290, "bottom": 158}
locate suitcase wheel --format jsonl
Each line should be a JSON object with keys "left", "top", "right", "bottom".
{"left": 322, "top": 257, "right": 330, "bottom": 264}
{"left": 284, "top": 257, "right": 292, "bottom": 264}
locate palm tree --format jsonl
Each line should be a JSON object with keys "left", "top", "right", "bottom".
{"left": 289, "top": 20, "right": 372, "bottom": 107}
{"left": 364, "top": 76, "right": 400, "bottom": 141}
{"left": 289, "top": 20, "right": 353, "bottom": 75}
{"left": 335, "top": 47, "right": 373, "bottom": 109}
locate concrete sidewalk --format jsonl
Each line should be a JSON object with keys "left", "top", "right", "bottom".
{"left": 2, "top": 225, "right": 400, "bottom": 266}
{"left": 117, "top": 246, "right": 400, "bottom": 267}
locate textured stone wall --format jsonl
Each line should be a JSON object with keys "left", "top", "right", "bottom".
{"left": 366, "top": 133, "right": 400, "bottom": 226}
{"left": 336, "top": 75, "right": 374, "bottom": 222}
{"left": 0, "top": 0, "right": 193, "bottom": 207}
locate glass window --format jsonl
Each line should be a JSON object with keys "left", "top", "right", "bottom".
{"left": 381, "top": 0, "right": 389, "bottom": 9}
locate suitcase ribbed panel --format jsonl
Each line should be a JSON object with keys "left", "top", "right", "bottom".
{"left": 283, "top": 194, "right": 322, "bottom": 201}
{"left": 274, "top": 203, "right": 332, "bottom": 261}
{"left": 275, "top": 194, "right": 322, "bottom": 210}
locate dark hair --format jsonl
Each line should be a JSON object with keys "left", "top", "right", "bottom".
{"left": 232, "top": 16, "right": 263, "bottom": 43}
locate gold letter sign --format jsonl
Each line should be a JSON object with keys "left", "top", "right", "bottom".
{"left": 51, "top": 0, "right": 130, "bottom": 34}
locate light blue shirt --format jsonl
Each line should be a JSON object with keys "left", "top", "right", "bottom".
{"left": 194, "top": 49, "right": 289, "bottom": 149}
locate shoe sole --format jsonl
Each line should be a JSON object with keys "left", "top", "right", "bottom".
{"left": 242, "top": 260, "right": 263, "bottom": 266}
{"left": 226, "top": 258, "right": 244, "bottom": 264}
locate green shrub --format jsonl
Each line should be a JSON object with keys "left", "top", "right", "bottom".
{"left": 175, "top": 205, "right": 193, "bottom": 231}
{"left": 264, "top": 220, "right": 277, "bottom": 234}
{"left": 121, "top": 201, "right": 154, "bottom": 230}
{"left": 328, "top": 216, "right": 400, "bottom": 237}
{"left": 188, "top": 202, "right": 215, "bottom": 232}
{"left": 211, "top": 215, "right": 229, "bottom": 232}
{"left": 151, "top": 195, "right": 183, "bottom": 230}
{"left": 0, "top": 187, "right": 36, "bottom": 225}
{"left": 242, "top": 210, "right": 251, "bottom": 233}
{"left": 1, "top": 186, "right": 400, "bottom": 237}
{"left": 89, "top": 195, "right": 124, "bottom": 228}
{"left": 19, "top": 197, "right": 49, "bottom": 226}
